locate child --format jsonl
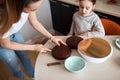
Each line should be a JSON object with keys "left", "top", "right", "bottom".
{"left": 67, "top": 0, "right": 105, "bottom": 36}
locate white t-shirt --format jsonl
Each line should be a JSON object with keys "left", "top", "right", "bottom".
{"left": 2, "top": 12, "right": 29, "bottom": 38}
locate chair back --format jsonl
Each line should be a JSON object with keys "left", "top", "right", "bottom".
{"left": 101, "top": 18, "right": 120, "bottom": 35}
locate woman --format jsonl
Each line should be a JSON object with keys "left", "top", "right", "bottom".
{"left": 0, "top": 0, "right": 66, "bottom": 80}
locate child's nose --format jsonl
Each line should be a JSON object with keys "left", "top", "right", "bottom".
{"left": 82, "top": 8, "right": 86, "bottom": 13}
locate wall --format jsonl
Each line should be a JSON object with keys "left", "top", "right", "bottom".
{"left": 20, "top": 0, "right": 54, "bottom": 41}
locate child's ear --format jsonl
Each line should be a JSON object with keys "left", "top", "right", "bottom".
{"left": 92, "top": 5, "right": 95, "bottom": 11}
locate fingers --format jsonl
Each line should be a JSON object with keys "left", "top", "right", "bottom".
{"left": 42, "top": 47, "right": 51, "bottom": 52}
{"left": 34, "top": 44, "right": 51, "bottom": 52}
{"left": 40, "top": 46, "right": 51, "bottom": 53}
{"left": 58, "top": 40, "right": 67, "bottom": 46}
{"left": 51, "top": 37, "right": 67, "bottom": 46}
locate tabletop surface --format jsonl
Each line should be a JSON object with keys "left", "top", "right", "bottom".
{"left": 35, "top": 36, "right": 120, "bottom": 80}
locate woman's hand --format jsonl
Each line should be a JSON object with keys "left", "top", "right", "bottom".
{"left": 67, "top": 32, "right": 73, "bottom": 36}
{"left": 51, "top": 37, "right": 67, "bottom": 46}
{"left": 34, "top": 44, "right": 51, "bottom": 53}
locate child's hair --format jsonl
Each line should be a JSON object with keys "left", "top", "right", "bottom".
{"left": 79, "top": 0, "right": 96, "bottom": 5}
{"left": 0, "top": 0, "right": 40, "bottom": 36}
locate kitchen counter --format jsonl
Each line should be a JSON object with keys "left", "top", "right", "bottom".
{"left": 59, "top": 0, "right": 120, "bottom": 17}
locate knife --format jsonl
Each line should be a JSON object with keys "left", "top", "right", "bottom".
{"left": 47, "top": 61, "right": 64, "bottom": 66}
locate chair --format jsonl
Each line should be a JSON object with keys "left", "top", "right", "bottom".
{"left": 100, "top": 18, "right": 120, "bottom": 35}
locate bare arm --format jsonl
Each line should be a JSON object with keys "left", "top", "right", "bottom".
{"left": 0, "top": 37, "right": 51, "bottom": 52}
{"left": 28, "top": 11, "right": 66, "bottom": 46}
{"left": 28, "top": 11, "right": 53, "bottom": 39}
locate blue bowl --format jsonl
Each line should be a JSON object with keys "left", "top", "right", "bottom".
{"left": 115, "top": 38, "right": 120, "bottom": 48}
{"left": 64, "top": 56, "right": 85, "bottom": 73}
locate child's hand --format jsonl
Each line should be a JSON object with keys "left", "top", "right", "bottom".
{"left": 92, "top": 26, "right": 97, "bottom": 31}
{"left": 80, "top": 32, "right": 88, "bottom": 36}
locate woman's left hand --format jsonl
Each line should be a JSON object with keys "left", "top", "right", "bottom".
{"left": 51, "top": 37, "right": 67, "bottom": 46}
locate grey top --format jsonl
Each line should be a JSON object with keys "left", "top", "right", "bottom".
{"left": 69, "top": 11, "right": 105, "bottom": 36}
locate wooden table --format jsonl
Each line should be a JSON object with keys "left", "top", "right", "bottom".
{"left": 35, "top": 36, "right": 120, "bottom": 80}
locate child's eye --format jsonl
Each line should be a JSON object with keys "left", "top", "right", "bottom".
{"left": 86, "top": 7, "right": 90, "bottom": 10}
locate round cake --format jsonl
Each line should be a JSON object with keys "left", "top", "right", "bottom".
{"left": 66, "top": 36, "right": 83, "bottom": 49}
{"left": 52, "top": 44, "right": 71, "bottom": 60}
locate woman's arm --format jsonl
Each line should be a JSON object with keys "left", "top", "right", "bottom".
{"left": 28, "top": 11, "right": 66, "bottom": 46}
{"left": 28, "top": 11, "right": 53, "bottom": 39}
{"left": 0, "top": 37, "right": 51, "bottom": 52}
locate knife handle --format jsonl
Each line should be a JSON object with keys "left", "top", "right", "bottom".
{"left": 47, "top": 62, "right": 61, "bottom": 66}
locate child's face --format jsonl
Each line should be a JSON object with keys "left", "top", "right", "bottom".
{"left": 79, "top": 0, "right": 95, "bottom": 16}
{"left": 23, "top": 0, "right": 42, "bottom": 13}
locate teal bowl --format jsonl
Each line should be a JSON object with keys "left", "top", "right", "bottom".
{"left": 64, "top": 56, "right": 85, "bottom": 73}
{"left": 115, "top": 38, "right": 120, "bottom": 48}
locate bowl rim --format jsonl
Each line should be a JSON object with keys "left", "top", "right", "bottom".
{"left": 77, "top": 37, "right": 113, "bottom": 63}
{"left": 77, "top": 37, "right": 112, "bottom": 59}
{"left": 64, "top": 56, "right": 85, "bottom": 72}
{"left": 115, "top": 38, "right": 120, "bottom": 48}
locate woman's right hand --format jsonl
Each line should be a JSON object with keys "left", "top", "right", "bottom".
{"left": 51, "top": 37, "right": 67, "bottom": 46}
{"left": 34, "top": 44, "right": 51, "bottom": 53}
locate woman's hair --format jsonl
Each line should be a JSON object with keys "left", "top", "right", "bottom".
{"left": 79, "top": 0, "right": 96, "bottom": 5}
{"left": 0, "top": 0, "right": 40, "bottom": 37}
